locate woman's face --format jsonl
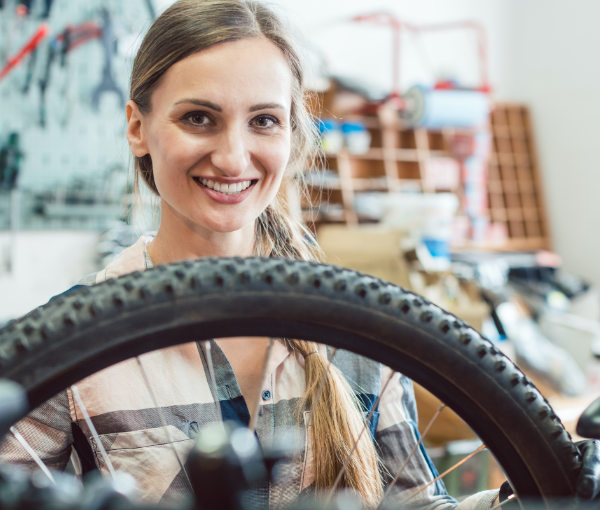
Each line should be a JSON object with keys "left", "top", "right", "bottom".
{"left": 127, "top": 37, "right": 293, "bottom": 234}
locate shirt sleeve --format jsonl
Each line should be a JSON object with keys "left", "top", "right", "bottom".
{"left": 0, "top": 390, "right": 73, "bottom": 472}
{"left": 376, "top": 366, "right": 499, "bottom": 510}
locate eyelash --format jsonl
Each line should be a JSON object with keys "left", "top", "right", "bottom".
{"left": 181, "top": 112, "right": 281, "bottom": 129}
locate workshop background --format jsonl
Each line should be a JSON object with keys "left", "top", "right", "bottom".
{"left": 1, "top": 0, "right": 600, "bottom": 497}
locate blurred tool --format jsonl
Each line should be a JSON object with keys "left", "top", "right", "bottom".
{"left": 37, "top": 21, "right": 101, "bottom": 126}
{"left": 58, "top": 20, "right": 102, "bottom": 63}
{"left": 38, "top": 39, "right": 57, "bottom": 126}
{"left": 0, "top": 22, "right": 49, "bottom": 82}
{"left": 92, "top": 9, "right": 125, "bottom": 110}
{"left": 21, "top": 47, "right": 37, "bottom": 93}
{"left": 144, "top": 0, "right": 156, "bottom": 20}
{"left": 0, "top": 133, "right": 23, "bottom": 275}
{"left": 0, "top": 133, "right": 23, "bottom": 190}
{"left": 17, "top": 0, "right": 54, "bottom": 17}
{"left": 41, "top": 0, "right": 54, "bottom": 18}
{"left": 17, "top": 0, "right": 33, "bottom": 14}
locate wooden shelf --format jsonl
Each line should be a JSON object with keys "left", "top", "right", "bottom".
{"left": 324, "top": 147, "right": 448, "bottom": 163}
{"left": 308, "top": 113, "right": 452, "bottom": 227}
{"left": 308, "top": 102, "right": 550, "bottom": 252}
{"left": 485, "top": 104, "right": 550, "bottom": 250}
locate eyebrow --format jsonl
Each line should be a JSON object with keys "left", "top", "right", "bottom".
{"left": 174, "top": 98, "right": 222, "bottom": 112}
{"left": 249, "top": 102, "right": 287, "bottom": 112}
{"left": 173, "top": 98, "right": 287, "bottom": 113}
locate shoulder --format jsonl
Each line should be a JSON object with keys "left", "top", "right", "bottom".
{"left": 48, "top": 235, "right": 154, "bottom": 302}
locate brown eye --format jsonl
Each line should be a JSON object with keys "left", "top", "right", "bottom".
{"left": 253, "top": 116, "right": 277, "bottom": 128}
{"left": 185, "top": 113, "right": 211, "bottom": 126}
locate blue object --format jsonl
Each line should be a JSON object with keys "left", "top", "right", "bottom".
{"left": 262, "top": 390, "right": 271, "bottom": 401}
{"left": 423, "top": 238, "right": 450, "bottom": 259}
{"left": 341, "top": 121, "right": 367, "bottom": 133}
{"left": 318, "top": 118, "right": 339, "bottom": 133}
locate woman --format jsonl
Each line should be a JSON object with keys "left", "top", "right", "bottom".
{"left": 1, "top": 1, "right": 597, "bottom": 508}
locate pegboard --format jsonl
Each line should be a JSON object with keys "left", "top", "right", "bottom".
{"left": 0, "top": 0, "right": 163, "bottom": 192}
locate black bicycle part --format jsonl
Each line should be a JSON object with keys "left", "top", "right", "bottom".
{"left": 0, "top": 257, "right": 583, "bottom": 505}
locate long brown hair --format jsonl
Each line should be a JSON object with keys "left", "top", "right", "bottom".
{"left": 129, "top": 0, "right": 383, "bottom": 505}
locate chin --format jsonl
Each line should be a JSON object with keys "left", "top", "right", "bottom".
{"left": 194, "top": 214, "right": 256, "bottom": 235}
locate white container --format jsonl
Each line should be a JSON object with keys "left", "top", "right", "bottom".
{"left": 345, "top": 130, "right": 371, "bottom": 155}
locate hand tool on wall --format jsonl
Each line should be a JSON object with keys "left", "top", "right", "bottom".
{"left": 0, "top": 133, "right": 24, "bottom": 191}
{"left": 21, "top": 47, "right": 37, "bottom": 93}
{"left": 38, "top": 39, "right": 57, "bottom": 127}
{"left": 17, "top": 0, "right": 34, "bottom": 14}
{"left": 0, "top": 22, "right": 49, "bottom": 82}
{"left": 41, "top": 0, "right": 54, "bottom": 18}
{"left": 34, "top": 21, "right": 102, "bottom": 124}
{"left": 58, "top": 20, "right": 102, "bottom": 62}
{"left": 16, "top": 0, "right": 55, "bottom": 18}
{"left": 91, "top": 9, "right": 125, "bottom": 111}
{"left": 144, "top": 0, "right": 156, "bottom": 20}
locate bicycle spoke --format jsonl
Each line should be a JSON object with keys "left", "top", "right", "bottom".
{"left": 306, "top": 347, "right": 338, "bottom": 429}
{"left": 490, "top": 494, "right": 518, "bottom": 510}
{"left": 203, "top": 340, "right": 223, "bottom": 423}
{"left": 10, "top": 426, "right": 55, "bottom": 484}
{"left": 326, "top": 370, "right": 397, "bottom": 501}
{"left": 249, "top": 338, "right": 275, "bottom": 432}
{"left": 402, "top": 444, "right": 487, "bottom": 504}
{"left": 378, "top": 402, "right": 446, "bottom": 508}
{"left": 136, "top": 357, "right": 192, "bottom": 489}
{"left": 71, "top": 385, "right": 116, "bottom": 479}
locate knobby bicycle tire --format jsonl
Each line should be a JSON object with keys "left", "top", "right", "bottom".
{"left": 0, "top": 257, "right": 582, "bottom": 504}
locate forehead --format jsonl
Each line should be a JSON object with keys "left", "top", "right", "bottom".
{"left": 154, "top": 37, "right": 293, "bottom": 111}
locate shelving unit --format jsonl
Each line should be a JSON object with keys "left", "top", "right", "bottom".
{"left": 303, "top": 112, "right": 452, "bottom": 227}
{"left": 305, "top": 101, "right": 550, "bottom": 252}
{"left": 487, "top": 104, "right": 550, "bottom": 250}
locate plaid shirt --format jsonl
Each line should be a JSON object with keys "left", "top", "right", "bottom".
{"left": 0, "top": 237, "right": 498, "bottom": 509}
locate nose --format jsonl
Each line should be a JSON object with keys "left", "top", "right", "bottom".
{"left": 210, "top": 127, "right": 249, "bottom": 177}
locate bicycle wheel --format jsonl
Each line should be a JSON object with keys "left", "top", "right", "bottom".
{"left": 0, "top": 257, "right": 582, "bottom": 504}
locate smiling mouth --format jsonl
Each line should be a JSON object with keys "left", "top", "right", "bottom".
{"left": 193, "top": 177, "right": 257, "bottom": 195}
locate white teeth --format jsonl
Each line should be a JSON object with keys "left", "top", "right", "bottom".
{"left": 197, "top": 178, "right": 254, "bottom": 194}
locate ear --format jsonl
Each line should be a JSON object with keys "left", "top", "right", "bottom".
{"left": 126, "top": 100, "right": 150, "bottom": 157}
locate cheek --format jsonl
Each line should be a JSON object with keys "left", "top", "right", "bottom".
{"left": 256, "top": 134, "right": 292, "bottom": 183}
{"left": 149, "top": 128, "right": 206, "bottom": 178}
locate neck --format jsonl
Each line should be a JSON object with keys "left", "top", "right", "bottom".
{"left": 146, "top": 200, "right": 256, "bottom": 265}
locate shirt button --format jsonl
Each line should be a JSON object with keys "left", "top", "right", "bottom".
{"left": 262, "top": 390, "right": 271, "bottom": 401}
